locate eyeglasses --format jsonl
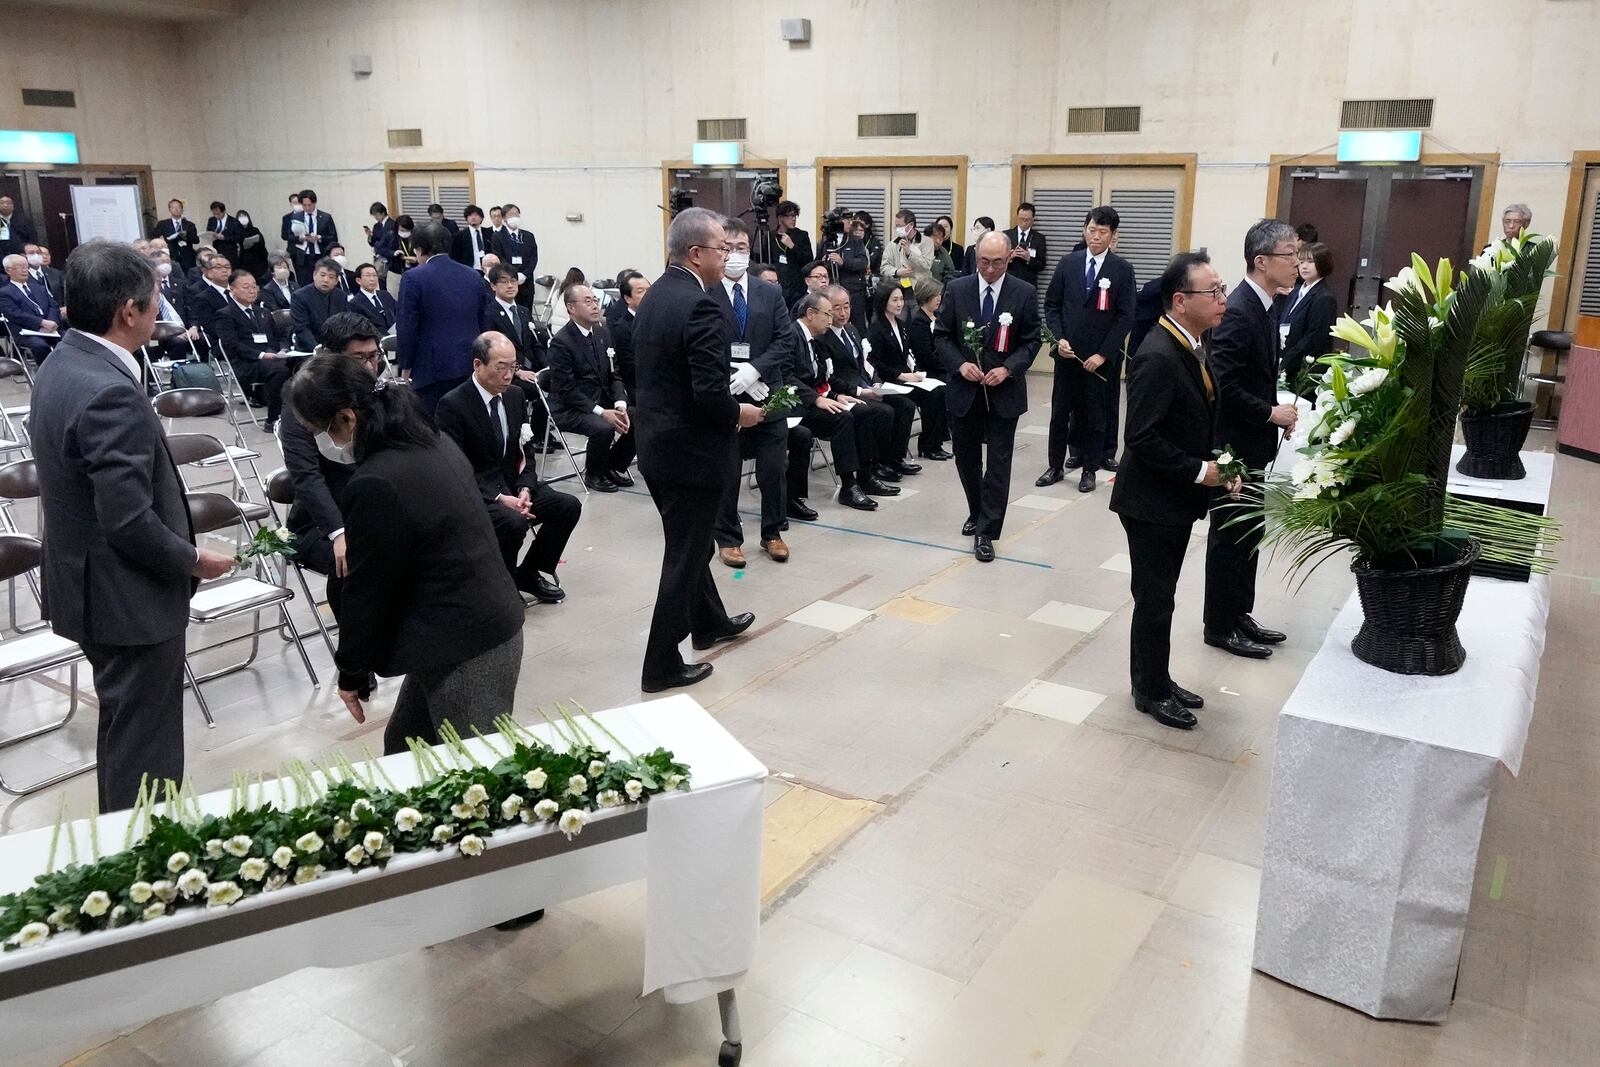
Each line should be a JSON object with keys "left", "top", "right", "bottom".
{"left": 1180, "top": 285, "right": 1228, "bottom": 299}
{"left": 690, "top": 244, "right": 732, "bottom": 256}
{"left": 1262, "top": 251, "right": 1299, "bottom": 260}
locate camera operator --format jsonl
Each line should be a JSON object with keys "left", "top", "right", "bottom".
{"left": 770, "top": 200, "right": 814, "bottom": 306}
{"left": 818, "top": 212, "right": 871, "bottom": 330}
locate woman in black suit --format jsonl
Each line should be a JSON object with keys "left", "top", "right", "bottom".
{"left": 904, "top": 284, "right": 952, "bottom": 459}
{"left": 1279, "top": 241, "right": 1339, "bottom": 395}
{"left": 389, "top": 215, "right": 418, "bottom": 279}
{"left": 233, "top": 209, "right": 271, "bottom": 281}
{"left": 866, "top": 282, "right": 950, "bottom": 460}
{"left": 287, "top": 354, "right": 525, "bottom": 754}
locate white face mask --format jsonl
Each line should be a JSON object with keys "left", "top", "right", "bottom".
{"left": 506, "top": 216, "right": 521, "bottom": 231}
{"left": 157, "top": 261, "right": 173, "bottom": 277}
{"left": 25, "top": 253, "right": 43, "bottom": 267}
{"left": 273, "top": 268, "right": 290, "bottom": 282}
{"left": 398, "top": 230, "right": 411, "bottom": 239}
{"left": 315, "top": 430, "right": 356, "bottom": 465}
{"left": 332, "top": 255, "right": 348, "bottom": 268}
{"left": 237, "top": 215, "right": 250, "bottom": 227}
{"left": 724, "top": 251, "right": 750, "bottom": 279}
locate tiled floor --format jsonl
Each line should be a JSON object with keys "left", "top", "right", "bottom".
{"left": 6, "top": 373, "right": 1596, "bottom": 1066}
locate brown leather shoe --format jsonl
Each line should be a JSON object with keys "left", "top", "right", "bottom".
{"left": 718, "top": 545, "right": 746, "bottom": 568}
{"left": 761, "top": 537, "right": 790, "bottom": 562}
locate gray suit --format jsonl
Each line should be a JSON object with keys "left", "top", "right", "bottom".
{"left": 31, "top": 329, "right": 197, "bottom": 810}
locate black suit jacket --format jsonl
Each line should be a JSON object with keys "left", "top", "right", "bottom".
{"left": 490, "top": 227, "right": 539, "bottom": 279}
{"left": 152, "top": 217, "right": 199, "bottom": 270}
{"left": 712, "top": 275, "right": 795, "bottom": 405}
{"left": 435, "top": 380, "right": 542, "bottom": 502}
{"left": 819, "top": 325, "right": 873, "bottom": 395}
{"left": 348, "top": 288, "right": 399, "bottom": 333}
{"left": 158, "top": 276, "right": 190, "bottom": 323}
{"left": 280, "top": 403, "right": 354, "bottom": 543}
{"left": 611, "top": 307, "right": 638, "bottom": 397}
{"left": 289, "top": 283, "right": 344, "bottom": 352}
{"left": 1278, "top": 280, "right": 1338, "bottom": 385}
{"left": 206, "top": 215, "right": 244, "bottom": 263}
{"left": 546, "top": 321, "right": 622, "bottom": 417}
{"left": 450, "top": 225, "right": 492, "bottom": 267}
{"left": 932, "top": 273, "right": 1040, "bottom": 418}
{"left": 34, "top": 266, "right": 66, "bottom": 308}
{"left": 187, "top": 280, "right": 230, "bottom": 348}
{"left": 212, "top": 299, "right": 288, "bottom": 363}
{"left": 786, "top": 322, "right": 830, "bottom": 404}
{"left": 866, "top": 314, "right": 917, "bottom": 379}
{"left": 1208, "top": 281, "right": 1282, "bottom": 468}
{"left": 1043, "top": 249, "right": 1136, "bottom": 362}
{"left": 773, "top": 227, "right": 814, "bottom": 303}
{"left": 633, "top": 265, "right": 739, "bottom": 491}
{"left": 1004, "top": 227, "right": 1047, "bottom": 285}
{"left": 489, "top": 300, "right": 545, "bottom": 371}
{"left": 261, "top": 278, "right": 297, "bottom": 313}
{"left": 906, "top": 306, "right": 937, "bottom": 372}
{"left": 1110, "top": 320, "right": 1217, "bottom": 526}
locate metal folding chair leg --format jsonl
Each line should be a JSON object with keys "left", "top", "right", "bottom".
{"left": 183, "top": 656, "right": 216, "bottom": 728}
{"left": 0, "top": 663, "right": 97, "bottom": 796}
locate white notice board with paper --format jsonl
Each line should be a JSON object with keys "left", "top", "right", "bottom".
{"left": 69, "top": 184, "right": 143, "bottom": 244}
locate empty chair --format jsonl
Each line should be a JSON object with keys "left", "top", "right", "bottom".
{"left": 164, "top": 431, "right": 271, "bottom": 522}
{"left": 532, "top": 367, "right": 587, "bottom": 490}
{"left": 0, "top": 458, "right": 46, "bottom": 633}
{"left": 154, "top": 384, "right": 255, "bottom": 459}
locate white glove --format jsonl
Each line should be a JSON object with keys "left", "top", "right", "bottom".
{"left": 746, "top": 379, "right": 771, "bottom": 402}
{"left": 729, "top": 362, "right": 762, "bottom": 395}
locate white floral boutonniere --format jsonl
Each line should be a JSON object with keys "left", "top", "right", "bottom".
{"left": 997, "top": 312, "right": 1014, "bottom": 326}
{"left": 519, "top": 423, "right": 534, "bottom": 447}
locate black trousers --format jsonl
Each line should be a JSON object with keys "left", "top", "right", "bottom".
{"left": 948, "top": 404, "right": 1018, "bottom": 538}
{"left": 292, "top": 527, "right": 345, "bottom": 622}
{"left": 642, "top": 476, "right": 734, "bottom": 683}
{"left": 849, "top": 397, "right": 895, "bottom": 467}
{"left": 1050, "top": 358, "right": 1107, "bottom": 468}
{"left": 908, "top": 386, "right": 949, "bottom": 451}
{"left": 797, "top": 405, "right": 863, "bottom": 485}
{"left": 1203, "top": 482, "right": 1263, "bottom": 633}
{"left": 80, "top": 633, "right": 187, "bottom": 812}
{"left": 879, "top": 393, "right": 917, "bottom": 462}
{"left": 717, "top": 417, "right": 790, "bottom": 546}
{"left": 237, "top": 356, "right": 293, "bottom": 423}
{"left": 490, "top": 483, "right": 582, "bottom": 585}
{"left": 1121, "top": 515, "right": 1193, "bottom": 700}
{"left": 557, "top": 409, "right": 635, "bottom": 478}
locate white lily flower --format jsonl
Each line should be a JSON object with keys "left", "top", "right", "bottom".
{"left": 394, "top": 807, "right": 423, "bottom": 832}
{"left": 206, "top": 881, "right": 243, "bottom": 908}
{"left": 459, "top": 834, "right": 485, "bottom": 857}
{"left": 13, "top": 922, "right": 50, "bottom": 948}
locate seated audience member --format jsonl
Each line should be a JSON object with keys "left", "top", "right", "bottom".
{"left": 348, "top": 262, "right": 398, "bottom": 333}
{"left": 434, "top": 332, "right": 581, "bottom": 604}
{"left": 261, "top": 253, "right": 298, "bottom": 312}
{"left": 451, "top": 205, "right": 491, "bottom": 269}
{"left": 490, "top": 203, "right": 538, "bottom": 308}
{"left": 279, "top": 314, "right": 383, "bottom": 636}
{"left": 610, "top": 270, "right": 648, "bottom": 406}
{"left": 789, "top": 291, "right": 894, "bottom": 509}
{"left": 212, "top": 268, "right": 293, "bottom": 430}
{"left": 291, "top": 257, "right": 347, "bottom": 352}
{"left": 821, "top": 285, "right": 915, "bottom": 483}
{"left": 426, "top": 202, "right": 459, "bottom": 236}
{"left": 24, "top": 243, "right": 65, "bottom": 306}
{"left": 546, "top": 284, "right": 634, "bottom": 492}
{"left": 187, "top": 252, "right": 233, "bottom": 354}
{"left": 487, "top": 265, "right": 548, "bottom": 440}
{"left": 390, "top": 215, "right": 419, "bottom": 278}
{"left": 186, "top": 244, "right": 215, "bottom": 288}
{"left": 0, "top": 252, "right": 62, "bottom": 362}
{"left": 478, "top": 252, "right": 502, "bottom": 286}
{"left": 867, "top": 281, "right": 950, "bottom": 460}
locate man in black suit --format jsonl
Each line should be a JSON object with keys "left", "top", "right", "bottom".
{"left": 1110, "top": 251, "right": 1233, "bottom": 731}
{"left": 30, "top": 241, "right": 235, "bottom": 809}
{"left": 821, "top": 285, "right": 919, "bottom": 485}
{"left": 286, "top": 189, "right": 337, "bottom": 285}
{"left": 1003, "top": 202, "right": 1046, "bottom": 287}
{"left": 186, "top": 252, "right": 233, "bottom": 356}
{"left": 212, "top": 269, "right": 293, "bottom": 430}
{"left": 290, "top": 258, "right": 346, "bottom": 352}
{"left": 1, "top": 252, "right": 63, "bottom": 363}
{"left": 347, "top": 263, "right": 398, "bottom": 333}
{"left": 633, "top": 208, "right": 764, "bottom": 692}
{"left": 770, "top": 200, "right": 814, "bottom": 305}
{"left": 611, "top": 270, "right": 648, "bottom": 406}
{"left": 547, "top": 283, "right": 634, "bottom": 492}
{"left": 427, "top": 203, "right": 459, "bottom": 236}
{"left": 435, "top": 333, "right": 582, "bottom": 604}
{"left": 205, "top": 201, "right": 243, "bottom": 265}
{"left": 151, "top": 199, "right": 199, "bottom": 275}
{"left": 712, "top": 219, "right": 801, "bottom": 566}
{"left": 24, "top": 243, "right": 66, "bottom": 307}
{"left": 1038, "top": 205, "right": 1137, "bottom": 492}
{"left": 933, "top": 231, "right": 1040, "bottom": 561}
{"left": 789, "top": 292, "right": 890, "bottom": 511}
{"left": 0, "top": 194, "right": 36, "bottom": 259}
{"left": 486, "top": 265, "right": 549, "bottom": 445}
{"left": 490, "top": 203, "right": 539, "bottom": 310}
{"left": 1203, "top": 219, "right": 1302, "bottom": 658}
{"left": 451, "top": 205, "right": 492, "bottom": 269}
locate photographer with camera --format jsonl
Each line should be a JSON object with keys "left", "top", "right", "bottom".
{"left": 817, "top": 211, "right": 872, "bottom": 330}
{"left": 770, "top": 200, "right": 814, "bottom": 305}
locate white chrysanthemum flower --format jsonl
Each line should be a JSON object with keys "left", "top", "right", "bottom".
{"left": 519, "top": 809, "right": 537, "bottom": 824}
{"left": 450, "top": 801, "right": 475, "bottom": 820}
{"left": 109, "top": 905, "right": 128, "bottom": 926}
{"left": 587, "top": 760, "right": 607, "bottom": 779}
{"left": 558, "top": 809, "right": 587, "bottom": 838}
{"left": 534, "top": 799, "right": 560, "bottom": 821}
{"left": 1290, "top": 459, "right": 1315, "bottom": 486}
{"left": 265, "top": 873, "right": 288, "bottom": 892}
{"left": 206, "top": 881, "right": 243, "bottom": 908}
{"left": 523, "top": 768, "right": 547, "bottom": 791}
{"left": 350, "top": 798, "right": 375, "bottom": 820}
{"left": 142, "top": 902, "right": 167, "bottom": 921}
{"left": 1217, "top": 451, "right": 1234, "bottom": 467}
{"left": 47, "top": 906, "right": 73, "bottom": 930}
{"left": 177, "top": 869, "right": 208, "bottom": 897}
{"left": 13, "top": 921, "right": 50, "bottom": 947}
{"left": 463, "top": 783, "right": 489, "bottom": 807}
{"left": 395, "top": 807, "right": 423, "bottom": 832}
{"left": 625, "top": 779, "right": 644, "bottom": 802}
{"left": 344, "top": 845, "right": 367, "bottom": 866}
{"left": 166, "top": 851, "right": 192, "bottom": 873}
{"left": 295, "top": 831, "right": 323, "bottom": 853}
{"left": 432, "top": 824, "right": 456, "bottom": 844}
{"left": 205, "top": 838, "right": 224, "bottom": 860}
{"left": 473, "top": 803, "right": 489, "bottom": 820}
{"left": 332, "top": 819, "right": 353, "bottom": 842}
{"left": 363, "top": 831, "right": 385, "bottom": 853}
{"left": 1349, "top": 368, "right": 1388, "bottom": 395}
{"left": 596, "top": 789, "right": 622, "bottom": 809}
{"left": 80, "top": 891, "right": 112, "bottom": 918}
{"left": 224, "top": 835, "right": 253, "bottom": 858}
{"left": 1329, "top": 416, "right": 1359, "bottom": 446}
{"left": 272, "top": 846, "right": 295, "bottom": 869}
{"left": 151, "top": 880, "right": 178, "bottom": 904}
{"left": 565, "top": 774, "right": 588, "bottom": 797}
{"left": 128, "top": 881, "right": 154, "bottom": 905}
{"left": 458, "top": 834, "right": 485, "bottom": 857}
{"left": 239, "top": 857, "right": 269, "bottom": 882}
{"left": 664, "top": 773, "right": 685, "bottom": 789}
{"left": 293, "top": 864, "right": 325, "bottom": 885}
{"left": 500, "top": 794, "right": 523, "bottom": 820}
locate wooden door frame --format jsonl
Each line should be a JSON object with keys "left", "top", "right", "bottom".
{"left": 815, "top": 155, "right": 968, "bottom": 234}
{"left": 659, "top": 156, "right": 789, "bottom": 250}
{"left": 1548, "top": 150, "right": 1600, "bottom": 330}
{"left": 384, "top": 161, "right": 477, "bottom": 215}
{"left": 1, "top": 162, "right": 156, "bottom": 231}
{"left": 1010, "top": 153, "right": 1197, "bottom": 249}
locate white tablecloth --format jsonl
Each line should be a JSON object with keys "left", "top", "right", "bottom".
{"left": 1445, "top": 442, "right": 1555, "bottom": 510}
{"left": 0, "top": 694, "right": 765, "bottom": 1066}
{"left": 1252, "top": 576, "right": 1550, "bottom": 1020}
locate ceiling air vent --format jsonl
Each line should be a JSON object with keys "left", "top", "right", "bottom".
{"left": 697, "top": 118, "right": 747, "bottom": 140}
{"left": 858, "top": 112, "right": 917, "bottom": 138}
{"left": 386, "top": 128, "right": 423, "bottom": 148}
{"left": 22, "top": 89, "right": 76, "bottom": 109}
{"left": 1340, "top": 98, "right": 1434, "bottom": 129}
{"left": 1068, "top": 106, "right": 1141, "bottom": 133}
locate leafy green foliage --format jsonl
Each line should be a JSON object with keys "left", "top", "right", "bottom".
{"left": 1460, "top": 234, "right": 1558, "bottom": 412}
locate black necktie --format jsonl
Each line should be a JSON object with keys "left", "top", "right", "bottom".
{"left": 488, "top": 394, "right": 504, "bottom": 452}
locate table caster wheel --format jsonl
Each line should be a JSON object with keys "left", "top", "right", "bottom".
{"left": 718, "top": 1039, "right": 742, "bottom": 1066}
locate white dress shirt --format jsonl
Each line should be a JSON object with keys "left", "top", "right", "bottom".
{"left": 1243, "top": 275, "right": 1276, "bottom": 314}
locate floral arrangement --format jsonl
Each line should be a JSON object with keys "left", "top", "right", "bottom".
{"left": 1212, "top": 446, "right": 1248, "bottom": 484}
{"left": 760, "top": 384, "right": 801, "bottom": 415}
{"left": 1460, "top": 231, "right": 1558, "bottom": 413}
{"left": 1039, "top": 323, "right": 1106, "bottom": 381}
{"left": 0, "top": 708, "right": 689, "bottom": 953}
{"left": 234, "top": 525, "right": 295, "bottom": 569}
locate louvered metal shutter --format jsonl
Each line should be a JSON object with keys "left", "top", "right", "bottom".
{"left": 832, "top": 185, "right": 888, "bottom": 223}
{"left": 1108, "top": 187, "right": 1176, "bottom": 284}
{"left": 1030, "top": 186, "right": 1095, "bottom": 309}
{"left": 896, "top": 186, "right": 954, "bottom": 229}
{"left": 1580, "top": 185, "right": 1600, "bottom": 318}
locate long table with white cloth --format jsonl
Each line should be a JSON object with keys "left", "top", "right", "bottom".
{"left": 0, "top": 694, "right": 765, "bottom": 1067}
{"left": 1253, "top": 450, "right": 1554, "bottom": 1021}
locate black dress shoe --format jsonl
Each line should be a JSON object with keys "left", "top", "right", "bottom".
{"left": 1135, "top": 693, "right": 1198, "bottom": 730}
{"left": 1204, "top": 629, "right": 1273, "bottom": 659}
{"left": 493, "top": 909, "right": 546, "bottom": 931}
{"left": 1237, "top": 614, "right": 1287, "bottom": 644}
{"left": 641, "top": 662, "right": 713, "bottom": 693}
{"left": 608, "top": 468, "right": 635, "bottom": 488}
{"left": 1036, "top": 467, "right": 1064, "bottom": 487}
{"left": 839, "top": 485, "right": 879, "bottom": 510}
{"left": 1078, "top": 469, "right": 1096, "bottom": 493}
{"left": 1101, "top": 457, "right": 1120, "bottom": 472}
{"left": 918, "top": 448, "right": 952, "bottom": 461}
{"left": 893, "top": 460, "right": 922, "bottom": 476}
{"left": 520, "top": 572, "right": 565, "bottom": 604}
{"left": 1168, "top": 682, "right": 1204, "bottom": 710}
{"left": 1064, "top": 454, "right": 1084, "bottom": 470}
{"left": 691, "top": 611, "right": 756, "bottom": 650}
{"left": 584, "top": 475, "right": 618, "bottom": 493}
{"left": 860, "top": 476, "right": 900, "bottom": 496}
{"left": 974, "top": 535, "right": 995, "bottom": 563}
{"left": 873, "top": 464, "right": 902, "bottom": 482}
{"left": 961, "top": 518, "right": 977, "bottom": 537}
{"left": 787, "top": 499, "right": 819, "bottom": 521}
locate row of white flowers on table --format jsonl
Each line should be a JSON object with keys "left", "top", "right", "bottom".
{"left": 0, "top": 707, "right": 689, "bottom": 952}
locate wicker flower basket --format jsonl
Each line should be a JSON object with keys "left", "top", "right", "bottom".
{"left": 1350, "top": 539, "right": 1481, "bottom": 676}
{"left": 1457, "top": 402, "right": 1535, "bottom": 480}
